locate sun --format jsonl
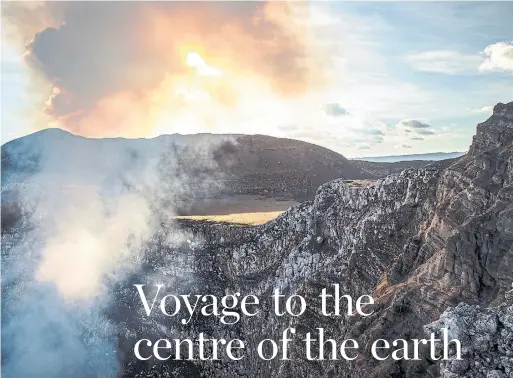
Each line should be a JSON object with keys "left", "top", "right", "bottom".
{"left": 185, "top": 51, "right": 223, "bottom": 77}
{"left": 185, "top": 52, "right": 205, "bottom": 68}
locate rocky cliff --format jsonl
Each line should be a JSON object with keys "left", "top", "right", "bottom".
{"left": 89, "top": 102, "right": 510, "bottom": 378}
{"left": 2, "top": 102, "right": 512, "bottom": 378}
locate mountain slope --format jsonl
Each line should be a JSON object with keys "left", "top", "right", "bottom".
{"left": 1, "top": 130, "right": 437, "bottom": 203}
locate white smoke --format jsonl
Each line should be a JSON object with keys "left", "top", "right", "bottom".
{"left": 35, "top": 188, "right": 151, "bottom": 298}
{"left": 1, "top": 130, "right": 231, "bottom": 377}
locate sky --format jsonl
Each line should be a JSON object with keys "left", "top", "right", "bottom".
{"left": 1, "top": 1, "right": 512, "bottom": 158}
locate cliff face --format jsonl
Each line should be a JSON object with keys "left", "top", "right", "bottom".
{"left": 113, "top": 102, "right": 513, "bottom": 377}
{"left": 2, "top": 102, "right": 512, "bottom": 378}
{"left": 418, "top": 103, "right": 513, "bottom": 378}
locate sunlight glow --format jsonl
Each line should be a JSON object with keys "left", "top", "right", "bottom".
{"left": 186, "top": 52, "right": 223, "bottom": 77}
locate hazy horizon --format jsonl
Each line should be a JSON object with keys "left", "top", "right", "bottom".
{"left": 2, "top": 126, "right": 470, "bottom": 160}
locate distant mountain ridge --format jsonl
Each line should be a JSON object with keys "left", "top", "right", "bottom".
{"left": 1, "top": 129, "right": 445, "bottom": 203}
{"left": 352, "top": 151, "right": 466, "bottom": 163}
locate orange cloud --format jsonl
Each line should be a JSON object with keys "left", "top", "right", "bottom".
{"left": 3, "top": 1, "right": 331, "bottom": 138}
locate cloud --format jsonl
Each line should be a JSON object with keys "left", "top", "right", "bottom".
{"left": 3, "top": 2, "right": 509, "bottom": 156}
{"left": 416, "top": 129, "right": 436, "bottom": 136}
{"left": 398, "top": 119, "right": 431, "bottom": 129}
{"left": 278, "top": 105, "right": 391, "bottom": 155}
{"left": 4, "top": 2, "right": 329, "bottom": 137}
{"left": 369, "top": 135, "right": 385, "bottom": 144}
{"left": 393, "top": 118, "right": 438, "bottom": 139}
{"left": 472, "top": 105, "right": 494, "bottom": 114}
{"left": 395, "top": 144, "right": 412, "bottom": 149}
{"left": 403, "top": 50, "right": 481, "bottom": 74}
{"left": 324, "top": 103, "right": 349, "bottom": 117}
{"left": 479, "top": 41, "right": 513, "bottom": 73}
{"left": 277, "top": 124, "right": 300, "bottom": 133}
{"left": 336, "top": 115, "right": 388, "bottom": 144}
{"left": 365, "top": 129, "right": 384, "bottom": 136}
